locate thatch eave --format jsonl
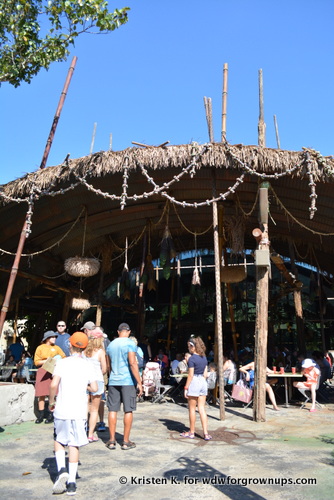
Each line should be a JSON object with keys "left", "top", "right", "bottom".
{"left": 3, "top": 143, "right": 334, "bottom": 198}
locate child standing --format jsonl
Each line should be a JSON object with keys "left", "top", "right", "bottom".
{"left": 49, "top": 332, "right": 97, "bottom": 496}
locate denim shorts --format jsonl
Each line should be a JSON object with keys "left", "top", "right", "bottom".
{"left": 88, "top": 380, "right": 105, "bottom": 396}
{"left": 188, "top": 375, "right": 208, "bottom": 397}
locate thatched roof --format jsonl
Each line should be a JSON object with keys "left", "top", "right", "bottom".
{"left": 1, "top": 142, "right": 334, "bottom": 317}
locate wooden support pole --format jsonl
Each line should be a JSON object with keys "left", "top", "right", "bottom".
{"left": 90, "top": 122, "right": 97, "bottom": 154}
{"left": 212, "top": 170, "right": 225, "bottom": 420}
{"left": 258, "top": 69, "right": 266, "bottom": 147}
{"left": 253, "top": 184, "right": 270, "bottom": 422}
{"left": 221, "top": 63, "right": 228, "bottom": 141}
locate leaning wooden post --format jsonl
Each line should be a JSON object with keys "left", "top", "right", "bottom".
{"left": 212, "top": 170, "right": 225, "bottom": 420}
{"left": 258, "top": 69, "right": 266, "bottom": 147}
{"left": 252, "top": 183, "right": 270, "bottom": 422}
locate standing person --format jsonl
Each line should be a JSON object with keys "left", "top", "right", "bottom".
{"left": 105, "top": 323, "right": 143, "bottom": 451}
{"left": 180, "top": 337, "right": 212, "bottom": 441}
{"left": 81, "top": 321, "right": 96, "bottom": 336}
{"left": 49, "top": 332, "right": 97, "bottom": 496}
{"left": 55, "top": 321, "right": 71, "bottom": 357}
{"left": 84, "top": 328, "right": 107, "bottom": 442}
{"left": 34, "top": 331, "right": 66, "bottom": 424}
{"left": 138, "top": 336, "right": 152, "bottom": 364}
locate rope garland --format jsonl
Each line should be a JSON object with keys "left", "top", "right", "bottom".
{"left": 0, "top": 206, "right": 85, "bottom": 257}
{"left": 270, "top": 186, "right": 334, "bottom": 236}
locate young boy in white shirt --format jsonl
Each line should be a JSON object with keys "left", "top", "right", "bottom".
{"left": 49, "top": 332, "right": 97, "bottom": 496}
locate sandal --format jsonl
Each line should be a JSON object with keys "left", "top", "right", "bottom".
{"left": 121, "top": 441, "right": 136, "bottom": 450}
{"left": 309, "top": 408, "right": 317, "bottom": 413}
{"left": 180, "top": 431, "right": 195, "bottom": 439}
{"left": 105, "top": 440, "right": 116, "bottom": 450}
{"left": 204, "top": 434, "right": 212, "bottom": 441}
{"left": 88, "top": 436, "right": 99, "bottom": 443}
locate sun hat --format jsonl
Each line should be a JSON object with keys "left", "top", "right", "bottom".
{"left": 118, "top": 322, "right": 130, "bottom": 331}
{"left": 302, "top": 358, "right": 316, "bottom": 369}
{"left": 70, "top": 332, "right": 89, "bottom": 349}
{"left": 88, "top": 328, "right": 105, "bottom": 339}
{"left": 42, "top": 331, "right": 58, "bottom": 342}
{"left": 81, "top": 321, "right": 96, "bottom": 331}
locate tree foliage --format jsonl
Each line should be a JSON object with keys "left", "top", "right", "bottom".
{"left": 0, "top": 0, "right": 129, "bottom": 86}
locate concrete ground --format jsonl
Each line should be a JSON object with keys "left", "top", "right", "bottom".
{"left": 0, "top": 394, "right": 333, "bottom": 500}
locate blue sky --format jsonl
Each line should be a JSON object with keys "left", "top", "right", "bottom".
{"left": 1, "top": 0, "right": 334, "bottom": 185}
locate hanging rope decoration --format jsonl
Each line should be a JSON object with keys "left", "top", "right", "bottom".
{"left": 0, "top": 206, "right": 86, "bottom": 257}
{"left": 304, "top": 152, "right": 317, "bottom": 220}
{"left": 141, "top": 223, "right": 157, "bottom": 291}
{"left": 64, "top": 209, "right": 100, "bottom": 277}
{"left": 120, "top": 237, "right": 131, "bottom": 300}
{"left": 159, "top": 212, "right": 177, "bottom": 280}
{"left": 191, "top": 233, "right": 201, "bottom": 286}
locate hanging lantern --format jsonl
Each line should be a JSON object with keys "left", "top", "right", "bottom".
{"left": 70, "top": 297, "right": 91, "bottom": 310}
{"left": 65, "top": 256, "right": 100, "bottom": 277}
{"left": 64, "top": 208, "right": 100, "bottom": 277}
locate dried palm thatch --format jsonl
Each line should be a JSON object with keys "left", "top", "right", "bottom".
{"left": 159, "top": 225, "right": 177, "bottom": 280}
{"left": 4, "top": 143, "right": 334, "bottom": 198}
{"left": 64, "top": 257, "right": 100, "bottom": 277}
{"left": 141, "top": 253, "right": 156, "bottom": 291}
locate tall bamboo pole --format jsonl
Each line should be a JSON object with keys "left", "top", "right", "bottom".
{"left": 273, "top": 114, "right": 281, "bottom": 149}
{"left": 212, "top": 170, "right": 225, "bottom": 420}
{"left": 258, "top": 69, "right": 266, "bottom": 147}
{"left": 253, "top": 184, "right": 270, "bottom": 422}
{"left": 204, "top": 97, "right": 214, "bottom": 142}
{"left": 221, "top": 63, "right": 228, "bottom": 141}
{"left": 0, "top": 57, "right": 78, "bottom": 337}
{"left": 90, "top": 122, "right": 97, "bottom": 154}
{"left": 40, "top": 56, "right": 78, "bottom": 169}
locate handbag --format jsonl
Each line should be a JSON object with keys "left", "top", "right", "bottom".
{"left": 231, "top": 379, "right": 253, "bottom": 403}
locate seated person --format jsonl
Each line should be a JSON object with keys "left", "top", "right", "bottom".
{"left": 223, "top": 355, "right": 236, "bottom": 385}
{"left": 293, "top": 358, "right": 320, "bottom": 412}
{"left": 206, "top": 362, "right": 217, "bottom": 390}
{"left": 171, "top": 354, "right": 183, "bottom": 375}
{"left": 12, "top": 351, "right": 33, "bottom": 383}
{"left": 175, "top": 353, "right": 191, "bottom": 383}
{"left": 239, "top": 361, "right": 280, "bottom": 411}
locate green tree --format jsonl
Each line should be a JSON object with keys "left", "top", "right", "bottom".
{"left": 0, "top": 0, "right": 129, "bottom": 87}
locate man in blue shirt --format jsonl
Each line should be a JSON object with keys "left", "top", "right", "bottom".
{"left": 55, "top": 321, "right": 71, "bottom": 357}
{"left": 106, "top": 323, "right": 143, "bottom": 450}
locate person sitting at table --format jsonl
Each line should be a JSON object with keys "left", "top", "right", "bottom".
{"left": 175, "top": 352, "right": 191, "bottom": 383}
{"left": 293, "top": 358, "right": 320, "bottom": 412}
{"left": 0, "top": 355, "right": 15, "bottom": 381}
{"left": 239, "top": 361, "right": 280, "bottom": 411}
{"left": 12, "top": 351, "right": 33, "bottom": 383}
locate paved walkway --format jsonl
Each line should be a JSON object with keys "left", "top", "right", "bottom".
{"left": 0, "top": 397, "right": 333, "bottom": 499}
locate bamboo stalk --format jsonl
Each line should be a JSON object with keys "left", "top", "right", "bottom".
{"left": 258, "top": 69, "right": 266, "bottom": 147}
{"left": 204, "top": 97, "right": 214, "bottom": 142}
{"left": 221, "top": 63, "right": 228, "bottom": 141}
{"left": 212, "top": 169, "right": 225, "bottom": 420}
{"left": 273, "top": 115, "right": 281, "bottom": 149}
{"left": 90, "top": 122, "right": 97, "bottom": 154}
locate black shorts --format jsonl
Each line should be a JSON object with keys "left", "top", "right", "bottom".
{"left": 107, "top": 385, "right": 137, "bottom": 413}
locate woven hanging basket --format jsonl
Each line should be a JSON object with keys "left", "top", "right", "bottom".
{"left": 221, "top": 265, "right": 247, "bottom": 283}
{"left": 70, "top": 297, "right": 91, "bottom": 310}
{"left": 64, "top": 257, "right": 100, "bottom": 277}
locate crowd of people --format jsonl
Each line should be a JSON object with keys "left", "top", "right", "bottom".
{"left": 1, "top": 324, "right": 333, "bottom": 495}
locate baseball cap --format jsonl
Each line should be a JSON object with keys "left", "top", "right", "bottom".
{"left": 81, "top": 321, "right": 96, "bottom": 331}
{"left": 70, "top": 332, "right": 89, "bottom": 349}
{"left": 118, "top": 322, "right": 130, "bottom": 331}
{"left": 302, "top": 358, "right": 316, "bottom": 369}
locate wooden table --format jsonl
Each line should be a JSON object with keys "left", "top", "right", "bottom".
{"left": 267, "top": 372, "right": 303, "bottom": 407}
